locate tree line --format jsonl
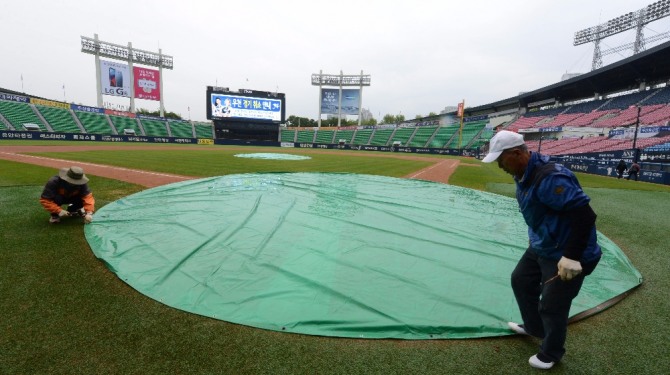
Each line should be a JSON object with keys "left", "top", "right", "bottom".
{"left": 286, "top": 112, "right": 437, "bottom": 127}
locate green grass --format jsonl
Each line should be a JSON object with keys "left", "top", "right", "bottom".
{"left": 1, "top": 146, "right": 670, "bottom": 375}
{"left": 25, "top": 148, "right": 434, "bottom": 178}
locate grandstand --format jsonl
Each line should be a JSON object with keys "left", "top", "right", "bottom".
{"left": 428, "top": 126, "right": 458, "bottom": 148}
{"left": 168, "top": 120, "right": 195, "bottom": 138}
{"left": 296, "top": 129, "right": 315, "bottom": 143}
{"left": 352, "top": 129, "right": 373, "bottom": 145}
{"left": 407, "top": 126, "right": 437, "bottom": 147}
{"left": 274, "top": 121, "right": 497, "bottom": 151}
{"left": 333, "top": 129, "right": 355, "bottom": 144}
{"left": 315, "top": 129, "right": 335, "bottom": 144}
{"left": 280, "top": 128, "right": 296, "bottom": 142}
{"left": 0, "top": 100, "right": 46, "bottom": 131}
{"left": 140, "top": 118, "right": 169, "bottom": 137}
{"left": 445, "top": 121, "right": 487, "bottom": 148}
{"left": 369, "top": 128, "right": 394, "bottom": 146}
{"left": 0, "top": 91, "right": 214, "bottom": 140}
{"left": 110, "top": 115, "right": 143, "bottom": 136}
{"left": 75, "top": 111, "right": 115, "bottom": 135}
{"left": 36, "top": 106, "right": 81, "bottom": 133}
{"left": 389, "top": 127, "right": 415, "bottom": 146}
{"left": 194, "top": 122, "right": 214, "bottom": 138}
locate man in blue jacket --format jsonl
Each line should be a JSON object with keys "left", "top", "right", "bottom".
{"left": 482, "top": 130, "right": 602, "bottom": 370}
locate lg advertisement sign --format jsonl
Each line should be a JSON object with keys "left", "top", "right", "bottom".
{"left": 133, "top": 66, "right": 160, "bottom": 101}
{"left": 100, "top": 60, "right": 130, "bottom": 97}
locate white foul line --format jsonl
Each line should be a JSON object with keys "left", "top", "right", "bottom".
{"left": 1, "top": 152, "right": 191, "bottom": 180}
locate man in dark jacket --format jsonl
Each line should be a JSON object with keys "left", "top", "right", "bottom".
{"left": 482, "top": 131, "right": 602, "bottom": 370}
{"left": 616, "top": 159, "right": 627, "bottom": 179}
{"left": 40, "top": 166, "right": 95, "bottom": 224}
{"left": 627, "top": 162, "right": 640, "bottom": 181}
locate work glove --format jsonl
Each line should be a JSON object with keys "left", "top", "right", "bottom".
{"left": 84, "top": 213, "right": 93, "bottom": 224}
{"left": 58, "top": 209, "right": 70, "bottom": 218}
{"left": 557, "top": 256, "right": 582, "bottom": 281}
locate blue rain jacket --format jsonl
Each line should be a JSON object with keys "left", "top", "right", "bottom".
{"left": 515, "top": 152, "right": 602, "bottom": 263}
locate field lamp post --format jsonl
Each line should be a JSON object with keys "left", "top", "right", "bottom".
{"left": 632, "top": 106, "right": 641, "bottom": 163}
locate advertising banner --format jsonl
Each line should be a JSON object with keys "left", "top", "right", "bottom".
{"left": 0, "top": 93, "right": 29, "bottom": 103}
{"left": 100, "top": 60, "right": 130, "bottom": 97}
{"left": 104, "top": 109, "right": 136, "bottom": 118}
{"left": 340, "top": 89, "right": 360, "bottom": 115}
{"left": 31, "top": 98, "right": 69, "bottom": 109}
{"left": 133, "top": 66, "right": 160, "bottom": 101}
{"left": 71, "top": 104, "right": 104, "bottom": 114}
{"left": 320, "top": 89, "right": 360, "bottom": 115}
{"left": 321, "top": 88, "right": 338, "bottom": 114}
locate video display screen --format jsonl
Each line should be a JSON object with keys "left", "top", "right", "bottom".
{"left": 207, "top": 88, "right": 284, "bottom": 123}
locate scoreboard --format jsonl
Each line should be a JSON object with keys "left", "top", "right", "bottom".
{"left": 206, "top": 86, "right": 285, "bottom": 123}
{"left": 207, "top": 86, "right": 285, "bottom": 141}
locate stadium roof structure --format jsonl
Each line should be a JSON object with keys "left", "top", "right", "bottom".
{"left": 465, "top": 39, "right": 670, "bottom": 116}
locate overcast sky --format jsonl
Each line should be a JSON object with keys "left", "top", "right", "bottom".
{"left": 1, "top": 0, "right": 668, "bottom": 122}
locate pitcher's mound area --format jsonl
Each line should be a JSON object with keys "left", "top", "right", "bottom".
{"left": 234, "top": 153, "right": 312, "bottom": 160}
{"left": 85, "top": 173, "right": 641, "bottom": 339}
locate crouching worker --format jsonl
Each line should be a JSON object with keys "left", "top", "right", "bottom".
{"left": 40, "top": 166, "right": 95, "bottom": 224}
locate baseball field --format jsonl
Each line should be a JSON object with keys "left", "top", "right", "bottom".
{"left": 1, "top": 141, "right": 669, "bottom": 374}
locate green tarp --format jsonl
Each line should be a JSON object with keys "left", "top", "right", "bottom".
{"left": 85, "top": 173, "right": 641, "bottom": 339}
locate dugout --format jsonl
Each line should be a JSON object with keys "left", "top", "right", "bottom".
{"left": 214, "top": 121, "right": 279, "bottom": 142}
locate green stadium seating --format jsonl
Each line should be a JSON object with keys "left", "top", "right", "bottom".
{"left": 168, "top": 120, "right": 194, "bottom": 138}
{"left": 370, "top": 129, "right": 394, "bottom": 146}
{"left": 141, "top": 118, "right": 169, "bottom": 137}
{"left": 36, "top": 106, "right": 81, "bottom": 133}
{"left": 352, "top": 129, "right": 373, "bottom": 145}
{"left": 469, "top": 128, "right": 494, "bottom": 148}
{"left": 76, "top": 112, "right": 114, "bottom": 134}
{"left": 296, "top": 129, "right": 315, "bottom": 143}
{"left": 407, "top": 126, "right": 437, "bottom": 147}
{"left": 110, "top": 115, "right": 143, "bottom": 135}
{"left": 333, "top": 129, "right": 355, "bottom": 143}
{"left": 194, "top": 122, "right": 213, "bottom": 138}
{"left": 315, "top": 130, "right": 335, "bottom": 144}
{"left": 445, "top": 121, "right": 487, "bottom": 148}
{"left": 0, "top": 101, "right": 45, "bottom": 131}
{"left": 428, "top": 126, "right": 459, "bottom": 148}
{"left": 280, "top": 129, "right": 296, "bottom": 142}
{"left": 390, "top": 127, "right": 415, "bottom": 146}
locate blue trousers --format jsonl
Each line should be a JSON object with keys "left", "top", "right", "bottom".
{"left": 511, "top": 248, "right": 599, "bottom": 362}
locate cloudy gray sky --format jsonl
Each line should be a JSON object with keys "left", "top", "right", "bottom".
{"left": 1, "top": 0, "right": 668, "bottom": 121}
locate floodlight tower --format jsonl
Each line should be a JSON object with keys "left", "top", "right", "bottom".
{"left": 311, "top": 70, "right": 371, "bottom": 127}
{"left": 573, "top": 0, "right": 670, "bottom": 71}
{"left": 81, "top": 34, "right": 173, "bottom": 116}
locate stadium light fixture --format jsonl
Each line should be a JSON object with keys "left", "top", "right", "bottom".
{"left": 81, "top": 36, "right": 173, "bottom": 70}
{"left": 311, "top": 73, "right": 371, "bottom": 87}
{"left": 573, "top": 0, "right": 670, "bottom": 46}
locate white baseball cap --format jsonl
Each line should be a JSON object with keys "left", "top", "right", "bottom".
{"left": 481, "top": 130, "right": 525, "bottom": 163}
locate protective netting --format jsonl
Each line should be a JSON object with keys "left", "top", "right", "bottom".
{"left": 85, "top": 173, "right": 641, "bottom": 339}
{"left": 234, "top": 153, "right": 311, "bottom": 160}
